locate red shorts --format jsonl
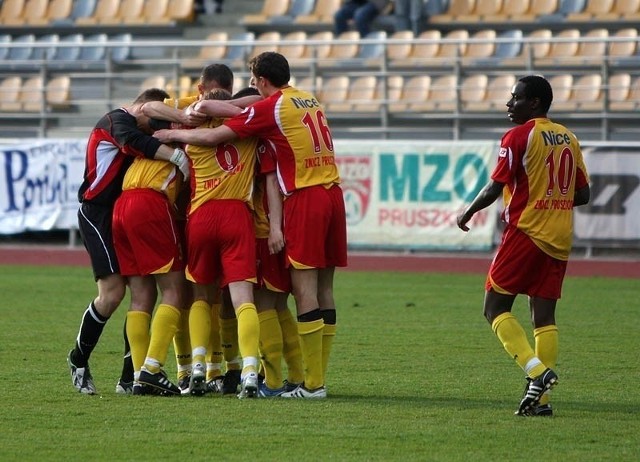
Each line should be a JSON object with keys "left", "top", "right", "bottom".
{"left": 256, "top": 238, "right": 291, "bottom": 292}
{"left": 283, "top": 184, "right": 348, "bottom": 269}
{"left": 186, "top": 200, "right": 256, "bottom": 287}
{"left": 487, "top": 225, "right": 567, "bottom": 299}
{"left": 112, "top": 189, "right": 184, "bottom": 277}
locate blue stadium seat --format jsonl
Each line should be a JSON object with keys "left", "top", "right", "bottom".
{"left": 79, "top": 33, "right": 108, "bottom": 61}
{"left": 32, "top": 34, "right": 60, "bottom": 61}
{"left": 7, "top": 34, "right": 36, "bottom": 61}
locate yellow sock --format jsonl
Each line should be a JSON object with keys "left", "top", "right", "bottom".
{"left": 258, "top": 309, "right": 284, "bottom": 389}
{"left": 126, "top": 311, "right": 151, "bottom": 376}
{"left": 297, "top": 319, "right": 325, "bottom": 390}
{"left": 535, "top": 325, "right": 558, "bottom": 405}
{"left": 144, "top": 304, "right": 180, "bottom": 373}
{"left": 491, "top": 312, "right": 546, "bottom": 379}
{"left": 207, "top": 303, "right": 223, "bottom": 380}
{"left": 220, "top": 316, "right": 240, "bottom": 371}
{"left": 189, "top": 300, "right": 211, "bottom": 366}
{"left": 322, "top": 323, "right": 337, "bottom": 385}
{"left": 173, "top": 308, "right": 192, "bottom": 380}
{"left": 236, "top": 303, "right": 260, "bottom": 376}
{"left": 278, "top": 308, "right": 304, "bottom": 385}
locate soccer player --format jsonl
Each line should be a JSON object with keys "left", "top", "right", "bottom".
{"left": 456, "top": 75, "right": 591, "bottom": 416}
{"left": 160, "top": 87, "right": 263, "bottom": 398}
{"left": 67, "top": 88, "right": 190, "bottom": 395}
{"left": 153, "top": 52, "right": 348, "bottom": 399}
{"left": 111, "top": 126, "right": 189, "bottom": 396}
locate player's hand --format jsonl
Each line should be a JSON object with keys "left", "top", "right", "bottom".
{"left": 457, "top": 210, "right": 471, "bottom": 232}
{"left": 170, "top": 148, "right": 190, "bottom": 180}
{"left": 268, "top": 228, "right": 285, "bottom": 255}
{"left": 153, "top": 129, "right": 174, "bottom": 143}
{"left": 183, "top": 103, "right": 208, "bottom": 126}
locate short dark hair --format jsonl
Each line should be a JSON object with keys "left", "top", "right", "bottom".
{"left": 249, "top": 52, "right": 290, "bottom": 87}
{"left": 203, "top": 88, "right": 232, "bottom": 101}
{"left": 232, "top": 86, "right": 260, "bottom": 99}
{"left": 133, "top": 88, "right": 170, "bottom": 104}
{"left": 201, "top": 64, "right": 234, "bottom": 92}
{"left": 518, "top": 75, "right": 553, "bottom": 113}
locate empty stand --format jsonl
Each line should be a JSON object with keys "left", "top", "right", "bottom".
{"left": 250, "top": 31, "right": 282, "bottom": 59}
{"left": 460, "top": 74, "right": 489, "bottom": 111}
{"left": 299, "top": 31, "right": 334, "bottom": 63}
{"left": 166, "top": 76, "right": 193, "bottom": 99}
{"left": 609, "top": 28, "right": 639, "bottom": 63}
{"left": 7, "top": 34, "right": 35, "bottom": 61}
{"left": 139, "top": 75, "right": 167, "bottom": 93}
{"left": 329, "top": 75, "right": 377, "bottom": 112}
{"left": 269, "top": 0, "right": 316, "bottom": 23}
{"left": 110, "top": 33, "right": 133, "bottom": 62}
{"left": 436, "top": 30, "right": 470, "bottom": 63}
{"left": 535, "top": 29, "right": 580, "bottom": 66}
{"left": 21, "top": 0, "right": 49, "bottom": 25}
{"left": 32, "top": 34, "right": 59, "bottom": 61}
{"left": 461, "top": 29, "right": 497, "bottom": 64}
{"left": 320, "top": 31, "right": 360, "bottom": 67}
{"left": 390, "top": 30, "right": 441, "bottom": 67}
{"left": 317, "top": 75, "right": 350, "bottom": 110}
{"left": 295, "top": 75, "right": 322, "bottom": 93}
{"left": 294, "top": 0, "right": 341, "bottom": 26}
{"left": 458, "top": 0, "right": 503, "bottom": 21}
{"left": 0, "top": 34, "right": 10, "bottom": 60}
{"left": 75, "top": 0, "right": 121, "bottom": 25}
{"left": 165, "top": 0, "right": 194, "bottom": 23}
{"left": 547, "top": 74, "right": 573, "bottom": 111}
{"left": 0, "top": 0, "right": 26, "bottom": 25}
{"left": 279, "top": 31, "right": 308, "bottom": 66}
{"left": 465, "top": 73, "right": 516, "bottom": 111}
{"left": 566, "top": 0, "right": 614, "bottom": 21}
{"left": 79, "top": 33, "right": 109, "bottom": 62}
{"left": 242, "top": 0, "right": 291, "bottom": 25}
{"left": 608, "top": 73, "right": 639, "bottom": 111}
{"left": 20, "top": 76, "right": 46, "bottom": 112}
{"left": 429, "top": 0, "right": 476, "bottom": 23}
{"left": 353, "top": 75, "right": 403, "bottom": 112}
{"left": 485, "top": 0, "right": 530, "bottom": 20}
{"left": 53, "top": 33, "right": 83, "bottom": 62}
{"left": 571, "top": 73, "right": 603, "bottom": 111}
{"left": 181, "top": 31, "right": 229, "bottom": 71}
{"left": 51, "top": 0, "right": 96, "bottom": 25}
{"left": 124, "top": 0, "right": 170, "bottom": 24}
{"left": 386, "top": 30, "right": 414, "bottom": 62}
{"left": 501, "top": 29, "right": 552, "bottom": 67}
{"left": 413, "top": 74, "right": 458, "bottom": 112}
{"left": 389, "top": 75, "right": 430, "bottom": 112}
{"left": 107, "top": 0, "right": 144, "bottom": 24}
{"left": 0, "top": 76, "right": 23, "bottom": 112}
{"left": 41, "top": 0, "right": 73, "bottom": 24}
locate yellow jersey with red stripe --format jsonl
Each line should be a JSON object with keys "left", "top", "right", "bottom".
{"left": 186, "top": 118, "right": 258, "bottom": 215}
{"left": 223, "top": 86, "right": 340, "bottom": 195}
{"left": 121, "top": 158, "right": 180, "bottom": 205}
{"left": 492, "top": 118, "right": 589, "bottom": 260}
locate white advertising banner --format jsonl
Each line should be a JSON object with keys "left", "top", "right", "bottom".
{"left": 335, "top": 140, "right": 499, "bottom": 251}
{"left": 574, "top": 146, "right": 640, "bottom": 240}
{"left": 0, "top": 139, "right": 86, "bottom": 233}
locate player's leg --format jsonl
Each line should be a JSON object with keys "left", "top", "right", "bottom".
{"left": 255, "top": 286, "right": 284, "bottom": 395}
{"left": 318, "top": 266, "right": 337, "bottom": 387}
{"left": 126, "top": 275, "right": 156, "bottom": 387}
{"left": 276, "top": 292, "right": 303, "bottom": 390}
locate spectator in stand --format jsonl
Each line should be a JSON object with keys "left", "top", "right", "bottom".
{"left": 334, "top": 0, "right": 393, "bottom": 37}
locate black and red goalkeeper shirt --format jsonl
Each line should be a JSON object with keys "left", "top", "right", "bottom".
{"left": 78, "top": 108, "right": 163, "bottom": 206}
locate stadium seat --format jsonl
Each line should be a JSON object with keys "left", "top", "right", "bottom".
{"left": 42, "top": 0, "right": 73, "bottom": 24}
{"left": 20, "top": 76, "right": 46, "bottom": 112}
{"left": 566, "top": 0, "right": 614, "bottom": 20}
{"left": 7, "top": 34, "right": 35, "bottom": 61}
{"left": 139, "top": 75, "right": 167, "bottom": 93}
{"left": 242, "top": 0, "right": 290, "bottom": 25}
{"left": 181, "top": 31, "right": 229, "bottom": 71}
{"left": 389, "top": 75, "right": 431, "bottom": 112}
{"left": 547, "top": 74, "right": 573, "bottom": 111}
{"left": 320, "top": 31, "right": 360, "bottom": 67}
{"left": 358, "top": 30, "right": 387, "bottom": 62}
{"left": 457, "top": 0, "right": 503, "bottom": 22}
{"left": 279, "top": 31, "right": 308, "bottom": 67}
{"left": 295, "top": 75, "right": 322, "bottom": 94}
{"left": 0, "top": 34, "right": 11, "bottom": 60}
{"left": 52, "top": 33, "right": 83, "bottom": 62}
{"left": 413, "top": 74, "right": 458, "bottom": 112}
{"left": 0, "top": 76, "right": 23, "bottom": 112}
{"left": 166, "top": 76, "right": 193, "bottom": 99}
{"left": 51, "top": 0, "right": 95, "bottom": 25}
{"left": 222, "top": 31, "right": 255, "bottom": 67}
{"left": 124, "top": 0, "right": 170, "bottom": 24}
{"left": 330, "top": 75, "right": 378, "bottom": 112}
{"left": 484, "top": 0, "right": 530, "bottom": 21}
{"left": 299, "top": 31, "right": 334, "bottom": 64}
{"left": 75, "top": 0, "right": 120, "bottom": 25}
{"left": 79, "top": 33, "right": 109, "bottom": 62}
{"left": 164, "top": 0, "right": 194, "bottom": 23}
{"left": 32, "top": 34, "right": 60, "bottom": 61}
{"left": 572, "top": 73, "right": 603, "bottom": 111}
{"left": 518, "top": 0, "right": 559, "bottom": 20}
{"left": 250, "top": 31, "right": 282, "bottom": 59}
{"left": 429, "top": 0, "right": 476, "bottom": 23}
{"left": 294, "top": 0, "right": 341, "bottom": 25}
{"left": 460, "top": 74, "right": 489, "bottom": 111}
{"left": 386, "top": 30, "right": 414, "bottom": 62}
{"left": 435, "top": 29, "right": 470, "bottom": 64}
{"left": 0, "top": 0, "right": 26, "bottom": 25}
{"left": 465, "top": 73, "right": 516, "bottom": 112}
{"left": 317, "top": 75, "right": 350, "bottom": 110}
{"left": 608, "top": 73, "right": 633, "bottom": 111}
{"left": 269, "top": 0, "right": 316, "bottom": 23}
{"left": 353, "top": 75, "right": 403, "bottom": 112}
{"left": 499, "top": 28, "right": 551, "bottom": 67}
{"left": 110, "top": 33, "right": 133, "bottom": 62}
{"left": 608, "top": 28, "right": 639, "bottom": 64}
{"left": 568, "top": 28, "right": 608, "bottom": 66}
{"left": 461, "top": 29, "right": 497, "bottom": 64}
{"left": 390, "top": 29, "right": 441, "bottom": 67}
{"left": 535, "top": 29, "right": 580, "bottom": 66}
{"left": 21, "top": 0, "right": 49, "bottom": 25}
{"left": 105, "top": 0, "right": 144, "bottom": 24}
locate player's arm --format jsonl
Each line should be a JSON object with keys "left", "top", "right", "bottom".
{"left": 194, "top": 100, "right": 244, "bottom": 118}
{"left": 141, "top": 101, "right": 207, "bottom": 126}
{"left": 574, "top": 184, "right": 590, "bottom": 207}
{"left": 265, "top": 172, "right": 284, "bottom": 255}
{"left": 457, "top": 180, "right": 504, "bottom": 232}
{"left": 153, "top": 125, "right": 237, "bottom": 147}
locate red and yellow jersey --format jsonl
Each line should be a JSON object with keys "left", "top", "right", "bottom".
{"left": 492, "top": 117, "right": 590, "bottom": 260}
{"left": 253, "top": 142, "right": 277, "bottom": 239}
{"left": 164, "top": 96, "right": 198, "bottom": 110}
{"left": 223, "top": 86, "right": 341, "bottom": 195}
{"left": 186, "top": 118, "right": 258, "bottom": 215}
{"left": 121, "top": 158, "right": 180, "bottom": 205}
